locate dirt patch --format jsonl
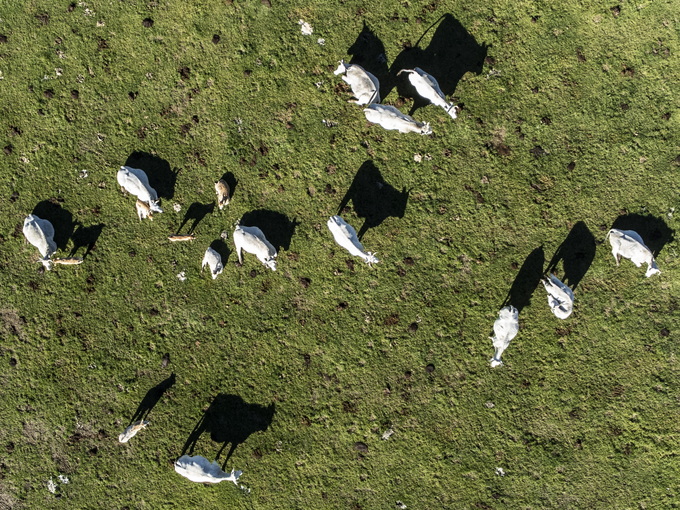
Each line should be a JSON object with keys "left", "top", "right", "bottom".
{"left": 612, "top": 385, "right": 625, "bottom": 397}
{"left": 541, "top": 117, "right": 551, "bottom": 125}
{"left": 337, "top": 301, "right": 348, "bottom": 311}
{"left": 299, "top": 277, "right": 310, "bottom": 288}
{"left": 161, "top": 353, "right": 170, "bottom": 368}
{"left": 567, "top": 161, "right": 575, "bottom": 171}
{"left": 128, "top": 92, "right": 137, "bottom": 101}
{"left": 142, "top": 18, "right": 154, "bottom": 28}
{"left": 334, "top": 83, "right": 349, "bottom": 95}
{"left": 464, "top": 185, "right": 484, "bottom": 204}
{"left": 345, "top": 259, "right": 355, "bottom": 271}
{"left": 343, "top": 401, "right": 357, "bottom": 413}
{"left": 0, "top": 35, "right": 7, "bottom": 44}
{"left": 44, "top": 89, "right": 54, "bottom": 99}
{"left": 1, "top": 308, "right": 26, "bottom": 340}
{"left": 97, "top": 37, "right": 108, "bottom": 50}
{"left": 180, "top": 123, "right": 191, "bottom": 136}
{"left": 577, "top": 49, "right": 586, "bottom": 62}
{"left": 23, "top": 420, "right": 48, "bottom": 445}
{"left": 403, "top": 257, "right": 414, "bottom": 266}
{"left": 36, "top": 13, "right": 49, "bottom": 25}
{"left": 261, "top": 0, "right": 271, "bottom": 7}
{"left": 9, "top": 358, "right": 17, "bottom": 367}
{"left": 662, "top": 112, "right": 671, "bottom": 120}
{"left": 3, "top": 145, "right": 12, "bottom": 155}
{"left": 621, "top": 65, "right": 634, "bottom": 77}
{"left": 68, "top": 2, "right": 76, "bottom": 12}
{"left": 425, "top": 363, "right": 434, "bottom": 373}
{"left": 384, "top": 314, "right": 399, "bottom": 326}
{"left": 178, "top": 66, "right": 190, "bottom": 81}
{"left": 485, "top": 56, "right": 496, "bottom": 65}
{"left": 244, "top": 70, "right": 252, "bottom": 77}
{"left": 212, "top": 34, "right": 220, "bottom": 44}
{"left": 611, "top": 6, "right": 620, "bottom": 16}
{"left": 250, "top": 270, "right": 257, "bottom": 278}
{"left": 252, "top": 449, "right": 263, "bottom": 459}
{"left": 9, "top": 192, "right": 18, "bottom": 203}
{"left": 660, "top": 328, "right": 669, "bottom": 337}
{"left": 354, "top": 442, "right": 368, "bottom": 453}
{"left": 408, "top": 322, "right": 418, "bottom": 334}
{"left": 530, "top": 146, "right": 545, "bottom": 158}
{"left": 70, "top": 90, "right": 79, "bottom": 100}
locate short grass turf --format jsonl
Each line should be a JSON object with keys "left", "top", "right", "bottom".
{"left": 1, "top": 0, "right": 680, "bottom": 508}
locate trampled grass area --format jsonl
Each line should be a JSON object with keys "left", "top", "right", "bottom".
{"left": 1, "top": 0, "right": 680, "bottom": 508}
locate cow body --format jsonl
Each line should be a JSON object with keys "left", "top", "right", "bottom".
{"left": 490, "top": 306, "right": 519, "bottom": 368}
{"left": 117, "top": 166, "right": 163, "bottom": 213}
{"left": 334, "top": 60, "right": 380, "bottom": 105}
{"left": 363, "top": 104, "right": 432, "bottom": 135}
{"left": 607, "top": 229, "right": 660, "bottom": 277}
{"left": 23, "top": 214, "right": 57, "bottom": 269}
{"left": 398, "top": 68, "right": 457, "bottom": 119}
{"left": 542, "top": 275, "right": 574, "bottom": 319}
{"left": 233, "top": 225, "right": 277, "bottom": 271}
{"left": 327, "top": 215, "right": 379, "bottom": 267}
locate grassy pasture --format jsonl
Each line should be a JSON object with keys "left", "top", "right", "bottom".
{"left": 1, "top": 0, "right": 680, "bottom": 508}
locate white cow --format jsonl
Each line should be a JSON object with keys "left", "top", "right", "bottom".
{"left": 327, "top": 215, "right": 379, "bottom": 267}
{"left": 333, "top": 60, "right": 380, "bottom": 105}
{"left": 233, "top": 224, "right": 277, "bottom": 271}
{"left": 363, "top": 104, "right": 432, "bottom": 135}
{"left": 606, "top": 229, "right": 660, "bottom": 277}
{"left": 397, "top": 67, "right": 457, "bottom": 119}
{"left": 174, "top": 455, "right": 242, "bottom": 485}
{"left": 117, "top": 166, "right": 163, "bottom": 213}
{"left": 490, "top": 306, "right": 519, "bottom": 368}
{"left": 201, "top": 247, "right": 224, "bottom": 280}
{"left": 542, "top": 275, "right": 574, "bottom": 319}
{"left": 23, "top": 214, "right": 57, "bottom": 270}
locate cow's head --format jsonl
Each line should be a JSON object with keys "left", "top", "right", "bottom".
{"left": 420, "top": 122, "right": 432, "bottom": 136}
{"left": 149, "top": 200, "right": 163, "bottom": 213}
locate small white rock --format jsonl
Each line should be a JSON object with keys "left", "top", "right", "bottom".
{"left": 177, "top": 271, "right": 187, "bottom": 282}
{"left": 486, "top": 401, "right": 495, "bottom": 408}
{"left": 173, "top": 203, "right": 181, "bottom": 212}
{"left": 298, "top": 20, "right": 313, "bottom": 35}
{"left": 55, "top": 68, "right": 63, "bottom": 77}
{"left": 382, "top": 427, "right": 394, "bottom": 440}
{"left": 79, "top": 169, "right": 88, "bottom": 179}
{"left": 413, "top": 154, "right": 422, "bottom": 163}
{"left": 58, "top": 475, "right": 69, "bottom": 484}
{"left": 496, "top": 467, "right": 506, "bottom": 476}
{"left": 317, "top": 38, "right": 325, "bottom": 45}
{"left": 96, "top": 20, "right": 105, "bottom": 27}
{"left": 47, "top": 478, "right": 57, "bottom": 494}
{"left": 396, "top": 502, "right": 407, "bottom": 509}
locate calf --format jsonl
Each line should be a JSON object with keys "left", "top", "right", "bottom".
{"left": 135, "top": 199, "right": 153, "bottom": 221}
{"left": 397, "top": 68, "right": 457, "bottom": 119}
{"left": 215, "top": 179, "right": 231, "bottom": 210}
{"left": 117, "top": 166, "right": 163, "bottom": 213}
{"left": 201, "top": 247, "right": 224, "bottom": 280}
{"left": 363, "top": 104, "right": 432, "bottom": 135}
{"left": 606, "top": 229, "right": 660, "bottom": 277}
{"left": 23, "top": 214, "right": 57, "bottom": 270}
{"left": 233, "top": 224, "right": 277, "bottom": 271}
{"left": 542, "top": 275, "right": 573, "bottom": 319}
{"left": 327, "top": 215, "right": 379, "bottom": 267}
{"left": 333, "top": 60, "right": 380, "bottom": 105}
{"left": 490, "top": 306, "right": 519, "bottom": 368}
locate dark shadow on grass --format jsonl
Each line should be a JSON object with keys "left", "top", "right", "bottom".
{"left": 124, "top": 152, "right": 177, "bottom": 200}
{"left": 70, "top": 223, "right": 104, "bottom": 259}
{"left": 178, "top": 202, "right": 214, "bottom": 234}
{"left": 337, "top": 161, "right": 409, "bottom": 240}
{"left": 129, "top": 373, "right": 176, "bottom": 425}
{"left": 239, "top": 210, "right": 300, "bottom": 252}
{"left": 545, "top": 222, "right": 595, "bottom": 290}
{"left": 386, "top": 14, "right": 488, "bottom": 116}
{"left": 219, "top": 171, "right": 238, "bottom": 203}
{"left": 503, "top": 246, "right": 544, "bottom": 314}
{"left": 610, "top": 214, "right": 673, "bottom": 257}
{"left": 31, "top": 200, "right": 76, "bottom": 251}
{"left": 347, "top": 22, "right": 390, "bottom": 101}
{"left": 209, "top": 239, "right": 231, "bottom": 266}
{"left": 182, "top": 394, "right": 275, "bottom": 468}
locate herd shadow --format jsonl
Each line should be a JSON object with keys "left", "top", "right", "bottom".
{"left": 209, "top": 238, "right": 231, "bottom": 266}
{"left": 345, "top": 14, "right": 488, "bottom": 116}
{"left": 239, "top": 210, "right": 300, "bottom": 252}
{"left": 337, "top": 161, "right": 409, "bottom": 240}
{"left": 545, "top": 222, "right": 596, "bottom": 290}
{"left": 31, "top": 200, "right": 77, "bottom": 251}
{"left": 182, "top": 394, "right": 275, "bottom": 468}
{"left": 124, "top": 152, "right": 177, "bottom": 200}
{"left": 129, "top": 373, "right": 176, "bottom": 425}
{"left": 610, "top": 213, "right": 673, "bottom": 257}
{"left": 503, "top": 246, "right": 545, "bottom": 314}
{"left": 177, "top": 202, "right": 214, "bottom": 234}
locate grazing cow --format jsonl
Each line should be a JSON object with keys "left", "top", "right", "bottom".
{"left": 363, "top": 104, "right": 432, "bottom": 135}
{"left": 118, "top": 420, "right": 149, "bottom": 443}
{"left": 542, "top": 275, "right": 574, "bottom": 319}
{"left": 327, "top": 215, "right": 379, "bottom": 267}
{"left": 117, "top": 166, "right": 163, "bottom": 213}
{"left": 201, "top": 247, "right": 224, "bottom": 280}
{"left": 333, "top": 59, "right": 380, "bottom": 105}
{"left": 606, "top": 229, "right": 660, "bottom": 278}
{"left": 135, "top": 199, "right": 153, "bottom": 221}
{"left": 490, "top": 306, "right": 519, "bottom": 368}
{"left": 23, "top": 214, "right": 57, "bottom": 270}
{"left": 233, "top": 224, "right": 277, "bottom": 271}
{"left": 174, "top": 455, "right": 242, "bottom": 485}
{"left": 397, "top": 68, "right": 457, "bottom": 119}
{"left": 215, "top": 179, "right": 231, "bottom": 210}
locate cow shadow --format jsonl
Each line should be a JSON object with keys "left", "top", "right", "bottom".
{"left": 337, "top": 161, "right": 409, "bottom": 240}
{"left": 209, "top": 239, "right": 231, "bottom": 266}
{"left": 129, "top": 373, "right": 176, "bottom": 425}
{"left": 177, "top": 202, "right": 214, "bottom": 234}
{"left": 219, "top": 171, "right": 238, "bottom": 203}
{"left": 70, "top": 223, "right": 104, "bottom": 259}
{"left": 545, "top": 222, "right": 596, "bottom": 290}
{"left": 347, "top": 22, "right": 390, "bottom": 101}
{"left": 386, "top": 14, "right": 488, "bottom": 115}
{"left": 239, "top": 210, "right": 300, "bottom": 252}
{"left": 124, "top": 152, "right": 177, "bottom": 200}
{"left": 611, "top": 214, "right": 673, "bottom": 257}
{"left": 182, "top": 394, "right": 275, "bottom": 468}
{"left": 503, "top": 246, "right": 545, "bottom": 314}
{"left": 31, "top": 200, "right": 77, "bottom": 251}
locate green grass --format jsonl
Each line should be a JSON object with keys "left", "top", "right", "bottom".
{"left": 1, "top": 0, "right": 680, "bottom": 508}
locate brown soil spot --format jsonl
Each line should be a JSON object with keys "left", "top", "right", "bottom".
{"left": 180, "top": 124, "right": 191, "bottom": 136}
{"left": 71, "top": 90, "right": 79, "bottom": 99}
{"left": 97, "top": 38, "right": 108, "bottom": 50}
{"left": 443, "top": 148, "right": 452, "bottom": 158}
{"left": 577, "top": 49, "right": 586, "bottom": 62}
{"left": 343, "top": 401, "right": 357, "bottom": 413}
{"left": 3, "top": 145, "right": 12, "bottom": 155}
{"left": 9, "top": 192, "right": 18, "bottom": 203}
{"left": 67, "top": 3, "right": 76, "bottom": 12}
{"left": 44, "top": 89, "right": 54, "bottom": 99}
{"left": 612, "top": 385, "right": 625, "bottom": 397}
{"left": 567, "top": 161, "right": 575, "bottom": 171}
{"left": 496, "top": 144, "right": 511, "bottom": 156}
{"left": 530, "top": 146, "right": 545, "bottom": 158}
{"left": 408, "top": 322, "right": 418, "bottom": 333}
{"left": 662, "top": 113, "right": 671, "bottom": 120}
{"left": 384, "top": 314, "right": 399, "bottom": 326}
{"left": 337, "top": 301, "right": 349, "bottom": 311}
{"left": 611, "top": 6, "right": 620, "bottom": 16}
{"left": 0, "top": 35, "right": 7, "bottom": 44}
{"left": 252, "top": 449, "right": 263, "bottom": 459}
{"left": 161, "top": 353, "right": 170, "bottom": 368}
{"left": 299, "top": 277, "right": 311, "bottom": 288}
{"left": 128, "top": 92, "right": 137, "bottom": 101}
{"left": 178, "top": 66, "right": 190, "bottom": 81}
{"left": 511, "top": 262, "right": 519, "bottom": 270}
{"left": 250, "top": 270, "right": 257, "bottom": 278}
{"left": 541, "top": 117, "right": 551, "bottom": 125}
{"left": 425, "top": 363, "right": 434, "bottom": 373}
{"left": 36, "top": 13, "right": 49, "bottom": 25}
{"left": 404, "top": 257, "right": 414, "bottom": 266}
{"left": 485, "top": 56, "right": 496, "bottom": 65}
{"left": 212, "top": 34, "right": 220, "bottom": 44}
{"left": 660, "top": 328, "right": 670, "bottom": 337}
{"left": 6, "top": 442, "right": 14, "bottom": 453}
{"left": 621, "top": 103, "right": 629, "bottom": 110}
{"left": 354, "top": 442, "right": 368, "bottom": 453}
{"left": 621, "top": 65, "right": 634, "bottom": 77}
{"left": 262, "top": 0, "right": 271, "bottom": 6}
{"left": 9, "top": 358, "right": 17, "bottom": 367}
{"left": 345, "top": 259, "right": 355, "bottom": 271}
{"left": 464, "top": 185, "right": 484, "bottom": 203}
{"left": 244, "top": 70, "right": 252, "bottom": 77}
{"left": 142, "top": 18, "right": 154, "bottom": 28}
